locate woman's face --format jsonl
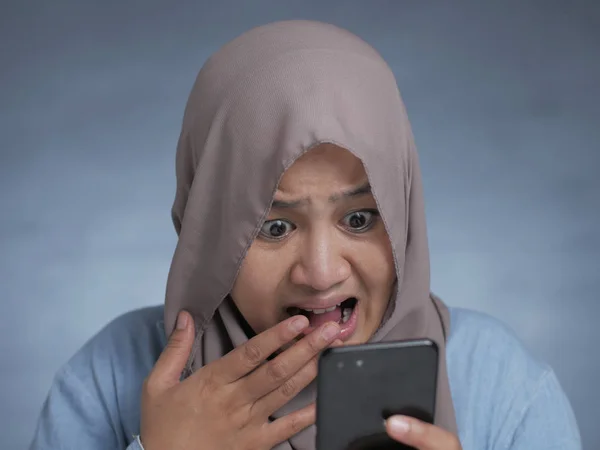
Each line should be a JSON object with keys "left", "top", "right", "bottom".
{"left": 230, "top": 143, "right": 396, "bottom": 345}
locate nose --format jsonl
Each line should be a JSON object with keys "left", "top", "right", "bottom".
{"left": 289, "top": 228, "right": 351, "bottom": 291}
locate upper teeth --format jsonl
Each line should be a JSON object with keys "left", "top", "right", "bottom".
{"left": 303, "top": 303, "right": 340, "bottom": 314}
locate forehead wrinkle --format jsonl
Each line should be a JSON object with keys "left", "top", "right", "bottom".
{"left": 327, "top": 181, "right": 371, "bottom": 203}
{"left": 270, "top": 197, "right": 310, "bottom": 209}
{"left": 271, "top": 181, "right": 371, "bottom": 210}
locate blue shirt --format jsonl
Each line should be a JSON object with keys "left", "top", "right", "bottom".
{"left": 29, "top": 306, "right": 582, "bottom": 449}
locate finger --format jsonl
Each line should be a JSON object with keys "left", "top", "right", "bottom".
{"left": 254, "top": 354, "right": 318, "bottom": 416}
{"left": 264, "top": 403, "right": 316, "bottom": 447}
{"left": 242, "top": 321, "right": 341, "bottom": 400}
{"left": 385, "top": 415, "right": 462, "bottom": 450}
{"left": 146, "top": 310, "right": 194, "bottom": 391}
{"left": 330, "top": 338, "right": 344, "bottom": 348}
{"left": 211, "top": 315, "right": 310, "bottom": 384}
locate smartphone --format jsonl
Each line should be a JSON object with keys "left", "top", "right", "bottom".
{"left": 316, "top": 339, "right": 438, "bottom": 450}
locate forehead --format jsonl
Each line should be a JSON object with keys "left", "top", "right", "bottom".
{"left": 276, "top": 144, "right": 367, "bottom": 193}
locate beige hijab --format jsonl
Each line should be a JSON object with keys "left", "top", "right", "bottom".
{"left": 163, "top": 19, "right": 457, "bottom": 449}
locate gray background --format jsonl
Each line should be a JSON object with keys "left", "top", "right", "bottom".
{"left": 1, "top": 0, "right": 598, "bottom": 448}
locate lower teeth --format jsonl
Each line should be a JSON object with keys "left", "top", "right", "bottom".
{"left": 340, "top": 308, "right": 352, "bottom": 324}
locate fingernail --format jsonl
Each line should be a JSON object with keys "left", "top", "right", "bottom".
{"left": 321, "top": 322, "right": 340, "bottom": 341}
{"left": 290, "top": 316, "right": 309, "bottom": 332}
{"left": 176, "top": 311, "right": 188, "bottom": 330}
{"left": 388, "top": 416, "right": 410, "bottom": 435}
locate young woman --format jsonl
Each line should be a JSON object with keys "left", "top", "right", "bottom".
{"left": 30, "top": 20, "right": 581, "bottom": 450}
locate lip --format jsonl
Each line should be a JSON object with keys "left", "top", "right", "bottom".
{"left": 287, "top": 295, "right": 354, "bottom": 311}
{"left": 300, "top": 301, "right": 360, "bottom": 342}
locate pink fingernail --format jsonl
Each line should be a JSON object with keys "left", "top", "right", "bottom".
{"left": 176, "top": 311, "right": 188, "bottom": 330}
{"left": 321, "top": 323, "right": 340, "bottom": 340}
{"left": 388, "top": 416, "right": 410, "bottom": 434}
{"left": 290, "top": 316, "right": 309, "bottom": 332}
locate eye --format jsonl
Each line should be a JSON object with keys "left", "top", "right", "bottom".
{"left": 259, "top": 219, "right": 296, "bottom": 240}
{"left": 342, "top": 209, "right": 379, "bottom": 232}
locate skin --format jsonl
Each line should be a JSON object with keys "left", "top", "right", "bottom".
{"left": 140, "top": 143, "right": 462, "bottom": 449}
{"left": 386, "top": 415, "right": 462, "bottom": 449}
{"left": 230, "top": 143, "right": 396, "bottom": 345}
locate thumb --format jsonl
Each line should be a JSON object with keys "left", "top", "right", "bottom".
{"left": 149, "top": 310, "right": 195, "bottom": 390}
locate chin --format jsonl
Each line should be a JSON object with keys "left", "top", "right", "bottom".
{"left": 342, "top": 330, "right": 371, "bottom": 346}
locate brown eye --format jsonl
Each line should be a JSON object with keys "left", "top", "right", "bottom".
{"left": 259, "top": 219, "right": 296, "bottom": 239}
{"left": 342, "top": 210, "right": 379, "bottom": 232}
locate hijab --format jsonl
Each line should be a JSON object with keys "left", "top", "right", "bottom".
{"left": 163, "top": 19, "right": 458, "bottom": 449}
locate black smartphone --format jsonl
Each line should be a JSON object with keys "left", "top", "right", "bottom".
{"left": 316, "top": 339, "right": 438, "bottom": 450}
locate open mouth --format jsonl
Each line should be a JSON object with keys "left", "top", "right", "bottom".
{"left": 286, "top": 297, "right": 359, "bottom": 341}
{"left": 287, "top": 297, "right": 357, "bottom": 324}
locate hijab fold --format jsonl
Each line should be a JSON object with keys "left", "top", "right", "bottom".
{"left": 164, "top": 20, "right": 458, "bottom": 449}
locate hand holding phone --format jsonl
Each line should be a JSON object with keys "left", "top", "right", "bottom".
{"left": 316, "top": 339, "right": 439, "bottom": 450}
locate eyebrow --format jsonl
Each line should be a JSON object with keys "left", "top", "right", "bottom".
{"left": 271, "top": 182, "right": 372, "bottom": 209}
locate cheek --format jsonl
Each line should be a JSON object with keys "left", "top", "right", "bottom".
{"left": 230, "top": 248, "right": 288, "bottom": 332}
{"left": 363, "top": 233, "right": 395, "bottom": 280}
{"left": 355, "top": 235, "right": 396, "bottom": 304}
